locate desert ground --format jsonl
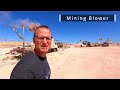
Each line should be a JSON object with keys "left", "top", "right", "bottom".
{"left": 0, "top": 42, "right": 120, "bottom": 79}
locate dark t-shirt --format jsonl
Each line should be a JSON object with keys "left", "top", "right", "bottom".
{"left": 10, "top": 51, "right": 51, "bottom": 79}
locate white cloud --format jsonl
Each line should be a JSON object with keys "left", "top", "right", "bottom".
{"left": 0, "top": 11, "right": 12, "bottom": 25}
{"left": 0, "top": 11, "right": 40, "bottom": 28}
{"left": 15, "top": 18, "right": 40, "bottom": 27}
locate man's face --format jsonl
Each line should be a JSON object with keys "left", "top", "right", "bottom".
{"left": 33, "top": 27, "right": 52, "bottom": 53}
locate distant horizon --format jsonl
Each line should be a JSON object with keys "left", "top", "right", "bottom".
{"left": 0, "top": 40, "right": 120, "bottom": 44}
{"left": 0, "top": 11, "right": 120, "bottom": 44}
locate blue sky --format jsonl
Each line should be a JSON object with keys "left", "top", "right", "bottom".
{"left": 0, "top": 11, "right": 120, "bottom": 44}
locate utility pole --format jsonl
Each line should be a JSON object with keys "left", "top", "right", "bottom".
{"left": 22, "top": 25, "right": 25, "bottom": 48}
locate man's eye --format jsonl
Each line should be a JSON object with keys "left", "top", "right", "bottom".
{"left": 37, "top": 37, "right": 51, "bottom": 40}
{"left": 40, "top": 38, "right": 44, "bottom": 39}
{"left": 46, "top": 38, "right": 51, "bottom": 40}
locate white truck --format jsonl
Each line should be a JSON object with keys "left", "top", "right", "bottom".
{"left": 48, "top": 38, "right": 58, "bottom": 53}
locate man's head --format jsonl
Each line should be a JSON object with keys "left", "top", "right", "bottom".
{"left": 33, "top": 25, "right": 52, "bottom": 54}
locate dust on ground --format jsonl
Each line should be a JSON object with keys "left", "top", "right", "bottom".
{"left": 0, "top": 46, "right": 120, "bottom": 79}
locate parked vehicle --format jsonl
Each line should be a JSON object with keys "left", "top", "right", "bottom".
{"left": 57, "top": 42, "right": 63, "bottom": 48}
{"left": 83, "top": 41, "right": 92, "bottom": 47}
{"left": 102, "top": 42, "right": 109, "bottom": 47}
{"left": 48, "top": 38, "right": 58, "bottom": 52}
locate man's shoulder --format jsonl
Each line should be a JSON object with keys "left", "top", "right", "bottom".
{"left": 24, "top": 51, "right": 36, "bottom": 58}
{"left": 22, "top": 51, "right": 35, "bottom": 58}
{"left": 18, "top": 51, "right": 39, "bottom": 65}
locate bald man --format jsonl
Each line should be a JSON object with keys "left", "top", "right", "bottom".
{"left": 10, "top": 25, "right": 52, "bottom": 79}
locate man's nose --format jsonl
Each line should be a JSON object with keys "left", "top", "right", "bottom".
{"left": 42, "top": 38, "right": 47, "bottom": 44}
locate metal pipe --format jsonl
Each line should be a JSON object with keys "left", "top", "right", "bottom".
{"left": 12, "top": 27, "right": 23, "bottom": 40}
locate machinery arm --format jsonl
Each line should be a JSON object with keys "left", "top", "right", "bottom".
{"left": 11, "top": 27, "right": 24, "bottom": 40}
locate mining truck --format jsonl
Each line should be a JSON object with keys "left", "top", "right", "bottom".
{"left": 48, "top": 38, "right": 58, "bottom": 53}
{"left": 102, "top": 42, "right": 109, "bottom": 47}
{"left": 57, "top": 42, "right": 63, "bottom": 48}
{"left": 83, "top": 41, "right": 92, "bottom": 47}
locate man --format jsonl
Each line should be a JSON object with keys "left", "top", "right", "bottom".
{"left": 10, "top": 25, "right": 52, "bottom": 79}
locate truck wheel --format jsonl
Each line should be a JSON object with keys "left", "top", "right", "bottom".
{"left": 54, "top": 48, "right": 57, "bottom": 52}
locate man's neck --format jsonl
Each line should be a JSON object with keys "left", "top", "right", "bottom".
{"left": 34, "top": 49, "right": 46, "bottom": 58}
